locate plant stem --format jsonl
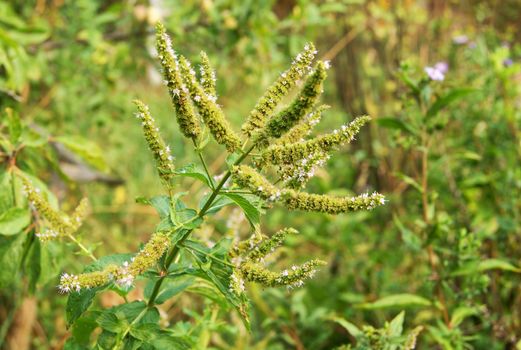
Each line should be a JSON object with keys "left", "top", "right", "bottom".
{"left": 146, "top": 145, "right": 255, "bottom": 309}
{"left": 192, "top": 138, "right": 215, "bottom": 189}
{"left": 67, "top": 234, "right": 97, "bottom": 262}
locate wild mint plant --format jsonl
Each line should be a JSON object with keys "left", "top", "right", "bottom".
{"left": 20, "top": 23, "right": 385, "bottom": 348}
{"left": 370, "top": 46, "right": 521, "bottom": 348}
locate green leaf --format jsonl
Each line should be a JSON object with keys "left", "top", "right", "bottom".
{"left": 394, "top": 172, "right": 423, "bottom": 193}
{"left": 377, "top": 118, "right": 417, "bottom": 135}
{"left": 66, "top": 288, "right": 100, "bottom": 329}
{"left": 25, "top": 237, "right": 41, "bottom": 293}
{"left": 329, "top": 316, "right": 362, "bottom": 337}
{"left": 388, "top": 311, "right": 405, "bottom": 336}
{"left": 6, "top": 108, "right": 22, "bottom": 144}
{"left": 0, "top": 232, "right": 25, "bottom": 288}
{"left": 199, "top": 194, "right": 234, "bottom": 215}
{"left": 222, "top": 193, "right": 261, "bottom": 230}
{"left": 170, "top": 194, "right": 202, "bottom": 229}
{"left": 129, "top": 323, "right": 159, "bottom": 341}
{"left": 394, "top": 215, "right": 421, "bottom": 251}
{"left": 153, "top": 278, "right": 194, "bottom": 305}
{"left": 452, "top": 258, "right": 521, "bottom": 276}
{"left": 450, "top": 306, "right": 483, "bottom": 328}
{"left": 184, "top": 239, "right": 250, "bottom": 328}
{"left": 426, "top": 88, "right": 476, "bottom": 119}
{"left": 149, "top": 195, "right": 170, "bottom": 219}
{"left": 0, "top": 207, "right": 30, "bottom": 235}
{"left": 97, "top": 312, "right": 127, "bottom": 333}
{"left": 357, "top": 294, "right": 432, "bottom": 310}
{"left": 55, "top": 135, "right": 108, "bottom": 172}
{"left": 0, "top": 172, "right": 14, "bottom": 213}
{"left": 20, "top": 127, "right": 47, "bottom": 148}
{"left": 174, "top": 163, "right": 212, "bottom": 187}
{"left": 149, "top": 331, "right": 194, "bottom": 350}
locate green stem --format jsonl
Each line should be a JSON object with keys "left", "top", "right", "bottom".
{"left": 183, "top": 244, "right": 235, "bottom": 267}
{"left": 192, "top": 138, "right": 215, "bottom": 189}
{"left": 146, "top": 145, "right": 255, "bottom": 309}
{"left": 67, "top": 234, "right": 97, "bottom": 262}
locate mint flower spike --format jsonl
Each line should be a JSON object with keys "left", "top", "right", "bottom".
{"left": 231, "top": 163, "right": 385, "bottom": 213}
{"left": 178, "top": 55, "right": 241, "bottom": 152}
{"left": 23, "top": 178, "right": 68, "bottom": 232}
{"left": 58, "top": 266, "right": 118, "bottom": 293}
{"left": 199, "top": 51, "right": 217, "bottom": 98}
{"left": 70, "top": 198, "right": 89, "bottom": 232}
{"left": 261, "top": 114, "right": 371, "bottom": 166}
{"left": 22, "top": 178, "right": 83, "bottom": 241}
{"left": 58, "top": 233, "right": 171, "bottom": 293}
{"left": 241, "top": 42, "right": 317, "bottom": 137}
{"left": 253, "top": 61, "right": 327, "bottom": 146}
{"left": 115, "top": 232, "right": 171, "bottom": 288}
{"left": 277, "top": 104, "right": 329, "bottom": 145}
{"left": 247, "top": 227, "right": 298, "bottom": 262}
{"left": 133, "top": 99, "right": 175, "bottom": 183}
{"left": 284, "top": 191, "right": 386, "bottom": 214}
{"left": 239, "top": 259, "right": 326, "bottom": 289}
{"left": 155, "top": 22, "right": 200, "bottom": 138}
{"left": 279, "top": 150, "right": 330, "bottom": 189}
{"left": 230, "top": 165, "right": 282, "bottom": 202}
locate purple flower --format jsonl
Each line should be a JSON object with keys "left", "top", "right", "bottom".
{"left": 503, "top": 58, "right": 513, "bottom": 67}
{"left": 425, "top": 61, "right": 448, "bottom": 81}
{"left": 453, "top": 35, "right": 469, "bottom": 45}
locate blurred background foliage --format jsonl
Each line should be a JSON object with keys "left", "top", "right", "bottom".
{"left": 0, "top": 0, "right": 520, "bottom": 349}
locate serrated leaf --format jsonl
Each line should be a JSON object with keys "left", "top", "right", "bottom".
{"left": 222, "top": 193, "right": 261, "bottom": 230}
{"left": 184, "top": 239, "right": 250, "bottom": 328}
{"left": 129, "top": 323, "right": 159, "bottom": 341}
{"left": 97, "top": 312, "right": 127, "bottom": 333}
{"left": 156, "top": 279, "right": 194, "bottom": 304}
{"left": 0, "top": 207, "right": 30, "bottom": 235}
{"left": 174, "top": 163, "right": 212, "bottom": 187}
{"left": 144, "top": 277, "right": 194, "bottom": 304}
{"left": 357, "top": 294, "right": 432, "bottom": 310}
{"left": 149, "top": 195, "right": 170, "bottom": 219}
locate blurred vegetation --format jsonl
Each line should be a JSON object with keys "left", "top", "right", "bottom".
{"left": 0, "top": 0, "right": 520, "bottom": 349}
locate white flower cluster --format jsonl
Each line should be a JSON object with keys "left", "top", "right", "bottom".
{"left": 157, "top": 32, "right": 192, "bottom": 102}
{"left": 36, "top": 228, "right": 59, "bottom": 242}
{"left": 116, "top": 261, "right": 135, "bottom": 288}
{"left": 281, "top": 151, "right": 330, "bottom": 189}
{"left": 229, "top": 270, "right": 245, "bottom": 296}
{"left": 358, "top": 192, "right": 387, "bottom": 209}
{"left": 58, "top": 273, "right": 81, "bottom": 293}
